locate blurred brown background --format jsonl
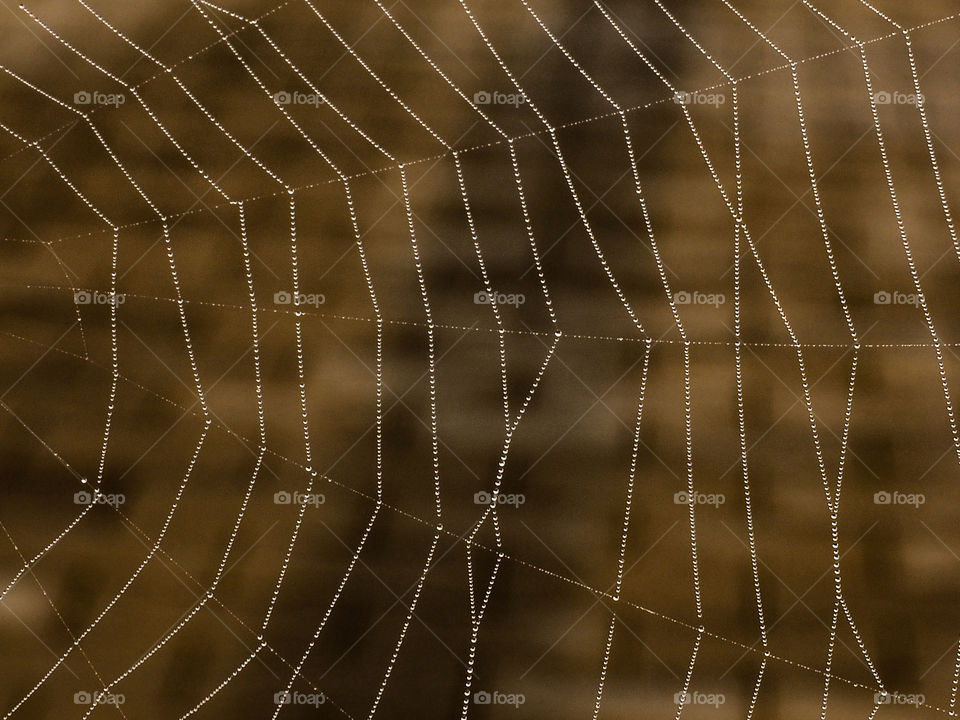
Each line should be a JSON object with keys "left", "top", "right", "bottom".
{"left": 1, "top": 0, "right": 960, "bottom": 717}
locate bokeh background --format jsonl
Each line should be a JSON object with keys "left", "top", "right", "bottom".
{"left": 1, "top": 0, "right": 960, "bottom": 717}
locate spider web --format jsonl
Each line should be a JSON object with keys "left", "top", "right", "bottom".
{"left": 1, "top": 0, "right": 960, "bottom": 718}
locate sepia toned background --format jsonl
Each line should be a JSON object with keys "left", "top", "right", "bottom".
{"left": 1, "top": 0, "right": 960, "bottom": 717}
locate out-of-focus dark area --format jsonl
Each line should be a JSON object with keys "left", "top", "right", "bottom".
{"left": 1, "top": 0, "right": 960, "bottom": 717}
